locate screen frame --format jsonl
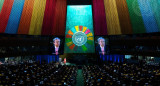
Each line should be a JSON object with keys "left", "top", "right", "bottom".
{"left": 49, "top": 36, "right": 65, "bottom": 55}
{"left": 64, "top": 5, "right": 95, "bottom": 54}
{"left": 67, "top": 0, "right": 92, "bottom": 5}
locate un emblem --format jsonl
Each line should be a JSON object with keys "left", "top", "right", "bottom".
{"left": 72, "top": 31, "right": 87, "bottom": 46}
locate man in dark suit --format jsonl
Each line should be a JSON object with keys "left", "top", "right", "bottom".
{"left": 51, "top": 37, "right": 63, "bottom": 55}
{"left": 50, "top": 37, "right": 63, "bottom": 62}
{"left": 96, "top": 37, "right": 109, "bottom": 64}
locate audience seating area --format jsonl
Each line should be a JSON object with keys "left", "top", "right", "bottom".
{"left": 0, "top": 60, "right": 160, "bottom": 86}
{"left": 83, "top": 65, "right": 116, "bottom": 86}
{"left": 82, "top": 63, "right": 160, "bottom": 86}
{"left": 0, "top": 62, "right": 77, "bottom": 86}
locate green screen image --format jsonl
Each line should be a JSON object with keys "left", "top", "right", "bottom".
{"left": 64, "top": 5, "right": 95, "bottom": 53}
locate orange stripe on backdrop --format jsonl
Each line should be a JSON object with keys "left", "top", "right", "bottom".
{"left": 0, "top": 0, "right": 14, "bottom": 33}
{"left": 18, "top": 0, "right": 35, "bottom": 34}
{"left": 104, "top": 0, "right": 121, "bottom": 35}
{"left": 115, "top": 0, "right": 133, "bottom": 34}
{"left": 52, "top": 0, "right": 67, "bottom": 36}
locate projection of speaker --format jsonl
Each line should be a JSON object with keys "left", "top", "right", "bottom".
{"left": 96, "top": 37, "right": 109, "bottom": 55}
{"left": 51, "top": 37, "right": 63, "bottom": 55}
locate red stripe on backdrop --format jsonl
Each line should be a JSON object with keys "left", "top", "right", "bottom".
{"left": 92, "top": 0, "right": 108, "bottom": 36}
{"left": 51, "top": 0, "right": 67, "bottom": 36}
{"left": 41, "top": 0, "right": 56, "bottom": 35}
{"left": 0, "top": 0, "right": 14, "bottom": 33}
{"left": 18, "top": 0, "right": 35, "bottom": 34}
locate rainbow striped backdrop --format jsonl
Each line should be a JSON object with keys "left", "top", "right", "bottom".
{"left": 0, "top": 0, "right": 159, "bottom": 35}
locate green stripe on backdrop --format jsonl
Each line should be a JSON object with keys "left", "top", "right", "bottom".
{"left": 0, "top": 0, "right": 4, "bottom": 12}
{"left": 149, "top": 0, "right": 160, "bottom": 31}
{"left": 126, "top": 0, "right": 146, "bottom": 33}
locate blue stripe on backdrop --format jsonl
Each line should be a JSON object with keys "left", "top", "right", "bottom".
{"left": 107, "top": 55, "right": 109, "bottom": 61}
{"left": 36, "top": 55, "right": 59, "bottom": 64}
{"left": 149, "top": 0, "right": 160, "bottom": 31}
{"left": 5, "top": 0, "right": 25, "bottom": 34}
{"left": 103, "top": 55, "right": 105, "bottom": 61}
{"left": 114, "top": 55, "right": 117, "bottom": 62}
{"left": 110, "top": 55, "right": 113, "bottom": 61}
{"left": 117, "top": 57, "right": 121, "bottom": 63}
{"left": 53, "top": 56, "right": 55, "bottom": 62}
{"left": 102, "top": 55, "right": 124, "bottom": 63}
{"left": 138, "top": 0, "right": 159, "bottom": 33}
{"left": 100, "top": 55, "right": 102, "bottom": 60}
{"left": 50, "top": 55, "right": 53, "bottom": 63}
{"left": 48, "top": 56, "right": 49, "bottom": 63}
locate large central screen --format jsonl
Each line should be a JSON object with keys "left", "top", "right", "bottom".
{"left": 64, "top": 5, "right": 95, "bottom": 53}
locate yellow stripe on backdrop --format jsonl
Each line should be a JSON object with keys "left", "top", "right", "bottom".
{"left": 35, "top": 0, "right": 46, "bottom": 35}
{"left": 29, "top": 0, "right": 39, "bottom": 35}
{"left": 31, "top": 0, "right": 41, "bottom": 35}
{"left": 104, "top": 0, "right": 121, "bottom": 35}
{"left": 29, "top": 0, "right": 46, "bottom": 35}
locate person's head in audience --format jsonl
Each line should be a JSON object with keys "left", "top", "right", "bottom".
{"left": 53, "top": 37, "right": 60, "bottom": 48}
{"left": 98, "top": 37, "right": 105, "bottom": 47}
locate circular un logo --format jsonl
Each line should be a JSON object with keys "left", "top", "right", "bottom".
{"left": 72, "top": 31, "right": 87, "bottom": 46}
{"left": 65, "top": 25, "right": 94, "bottom": 51}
